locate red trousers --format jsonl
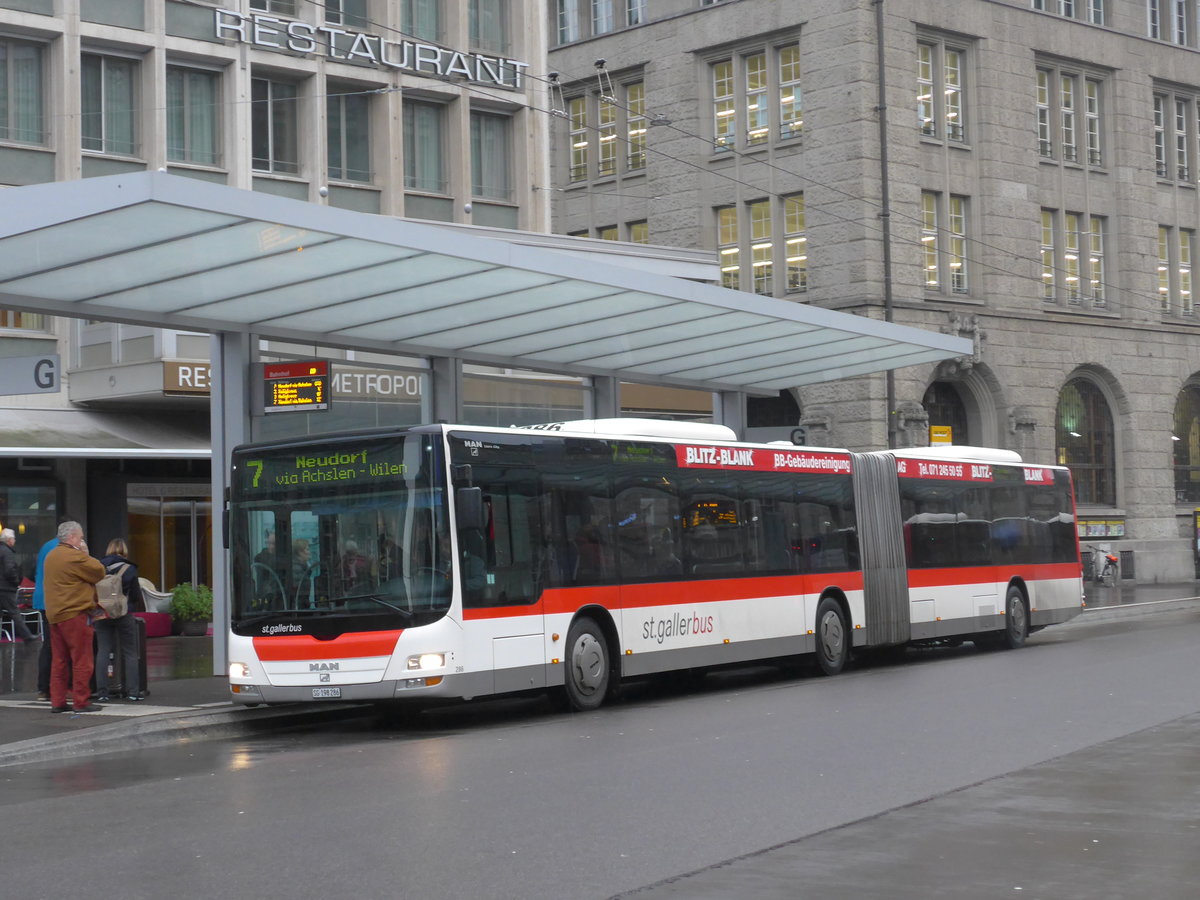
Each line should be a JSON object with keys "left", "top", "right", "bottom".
{"left": 50, "top": 612, "right": 95, "bottom": 709}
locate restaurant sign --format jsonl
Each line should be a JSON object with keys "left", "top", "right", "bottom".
{"left": 214, "top": 9, "right": 529, "bottom": 88}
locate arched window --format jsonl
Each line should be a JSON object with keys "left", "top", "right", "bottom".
{"left": 1173, "top": 385, "right": 1200, "bottom": 503}
{"left": 1055, "top": 379, "right": 1115, "bottom": 506}
{"left": 922, "top": 381, "right": 969, "bottom": 445}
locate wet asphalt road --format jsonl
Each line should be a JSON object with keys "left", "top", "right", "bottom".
{"left": 3, "top": 608, "right": 1199, "bottom": 899}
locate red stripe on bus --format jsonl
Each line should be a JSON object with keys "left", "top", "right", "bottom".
{"left": 905, "top": 562, "right": 1081, "bottom": 588}
{"left": 462, "top": 573, "right": 866, "bottom": 620}
{"left": 252, "top": 630, "right": 404, "bottom": 660}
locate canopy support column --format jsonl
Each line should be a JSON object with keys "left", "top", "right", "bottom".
{"left": 431, "top": 356, "right": 462, "bottom": 422}
{"left": 714, "top": 390, "right": 746, "bottom": 439}
{"left": 590, "top": 375, "right": 620, "bottom": 419}
{"left": 209, "top": 331, "right": 251, "bottom": 677}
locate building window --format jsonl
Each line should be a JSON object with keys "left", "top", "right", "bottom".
{"left": 557, "top": 0, "right": 580, "bottom": 43}
{"left": 1056, "top": 378, "right": 1115, "bottom": 507}
{"left": 592, "top": 0, "right": 614, "bottom": 35}
{"left": 715, "top": 195, "right": 810, "bottom": 297}
{"left": 627, "top": 82, "right": 646, "bottom": 169}
{"left": 252, "top": 0, "right": 298, "bottom": 14}
{"left": 568, "top": 96, "right": 588, "bottom": 182}
{"left": 1041, "top": 209, "right": 1057, "bottom": 301}
{"left": 748, "top": 199, "right": 773, "bottom": 295}
{"left": 627, "top": 0, "right": 645, "bottom": 26}
{"left": 779, "top": 44, "right": 802, "bottom": 139}
{"left": 1160, "top": 225, "right": 1196, "bottom": 316}
{"left": 1153, "top": 90, "right": 1198, "bottom": 183}
{"left": 470, "top": 111, "right": 512, "bottom": 201}
{"left": 1043, "top": 209, "right": 1106, "bottom": 309}
{"left": 166, "top": 66, "right": 219, "bottom": 166}
{"left": 1173, "top": 384, "right": 1200, "bottom": 503}
{"left": 1175, "top": 98, "right": 1191, "bottom": 180}
{"left": 470, "top": 0, "right": 508, "bottom": 55}
{"left": 327, "top": 0, "right": 369, "bottom": 27}
{"left": 1154, "top": 94, "right": 1168, "bottom": 177}
{"left": 921, "top": 191, "right": 968, "bottom": 295}
{"left": 745, "top": 53, "right": 768, "bottom": 146}
{"left": 0, "top": 37, "right": 45, "bottom": 146}
{"left": 1089, "top": 216, "right": 1107, "bottom": 307}
{"left": 1085, "top": 79, "right": 1101, "bottom": 164}
{"left": 327, "top": 87, "right": 370, "bottom": 183}
{"left": 629, "top": 220, "right": 649, "bottom": 243}
{"left": 710, "top": 41, "right": 800, "bottom": 152}
{"left": 0, "top": 309, "right": 47, "bottom": 330}
{"left": 712, "top": 60, "right": 735, "bottom": 151}
{"left": 1037, "top": 65, "right": 1104, "bottom": 166}
{"left": 81, "top": 53, "right": 138, "bottom": 157}
{"left": 784, "top": 194, "right": 806, "bottom": 293}
{"left": 1034, "top": 0, "right": 1104, "bottom": 24}
{"left": 918, "top": 39, "right": 965, "bottom": 143}
{"left": 717, "top": 206, "right": 739, "bottom": 289}
{"left": 404, "top": 101, "right": 446, "bottom": 193}
{"left": 598, "top": 96, "right": 617, "bottom": 177}
{"left": 251, "top": 77, "right": 299, "bottom": 174}
{"left": 598, "top": 225, "right": 618, "bottom": 241}
{"left": 402, "top": 0, "right": 440, "bottom": 41}
{"left": 566, "top": 84, "right": 646, "bottom": 181}
{"left": 1147, "top": 0, "right": 1195, "bottom": 44}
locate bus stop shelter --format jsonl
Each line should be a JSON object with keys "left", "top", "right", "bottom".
{"left": 0, "top": 172, "right": 972, "bottom": 671}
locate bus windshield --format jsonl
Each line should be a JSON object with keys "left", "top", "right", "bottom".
{"left": 228, "top": 432, "right": 451, "bottom": 636}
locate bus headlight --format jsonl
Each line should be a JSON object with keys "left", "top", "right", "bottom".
{"left": 407, "top": 653, "right": 445, "bottom": 671}
{"left": 229, "top": 662, "right": 251, "bottom": 680}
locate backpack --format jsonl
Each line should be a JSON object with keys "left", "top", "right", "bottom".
{"left": 97, "top": 563, "right": 131, "bottom": 618}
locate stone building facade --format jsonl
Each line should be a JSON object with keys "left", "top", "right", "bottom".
{"left": 549, "top": 0, "right": 1200, "bottom": 582}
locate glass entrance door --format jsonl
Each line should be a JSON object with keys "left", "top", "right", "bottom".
{"left": 128, "top": 484, "right": 212, "bottom": 594}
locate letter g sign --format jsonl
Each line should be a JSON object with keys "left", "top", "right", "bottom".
{"left": 34, "top": 357, "right": 56, "bottom": 390}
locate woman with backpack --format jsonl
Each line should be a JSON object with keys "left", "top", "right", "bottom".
{"left": 95, "top": 538, "right": 147, "bottom": 702}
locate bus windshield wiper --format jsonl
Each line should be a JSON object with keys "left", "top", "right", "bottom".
{"left": 327, "top": 593, "right": 413, "bottom": 617}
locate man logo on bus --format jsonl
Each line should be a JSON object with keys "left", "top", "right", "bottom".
{"left": 309, "top": 662, "right": 340, "bottom": 672}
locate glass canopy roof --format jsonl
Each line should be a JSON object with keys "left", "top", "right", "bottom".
{"left": 0, "top": 173, "right": 970, "bottom": 392}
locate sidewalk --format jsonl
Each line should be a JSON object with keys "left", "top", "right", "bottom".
{"left": 0, "top": 633, "right": 366, "bottom": 767}
{"left": 2, "top": 580, "right": 1198, "bottom": 767}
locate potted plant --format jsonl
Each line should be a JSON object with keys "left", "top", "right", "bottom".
{"left": 169, "top": 582, "right": 213, "bottom": 636}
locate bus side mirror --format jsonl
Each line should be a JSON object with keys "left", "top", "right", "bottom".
{"left": 456, "top": 487, "right": 486, "bottom": 531}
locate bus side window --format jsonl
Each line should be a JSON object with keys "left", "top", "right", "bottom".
{"left": 464, "top": 473, "right": 541, "bottom": 607}
{"left": 614, "top": 479, "right": 681, "bottom": 581}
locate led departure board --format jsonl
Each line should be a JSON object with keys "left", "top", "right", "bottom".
{"left": 262, "top": 361, "right": 330, "bottom": 414}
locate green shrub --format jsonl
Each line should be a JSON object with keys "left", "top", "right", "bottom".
{"left": 168, "top": 582, "right": 213, "bottom": 623}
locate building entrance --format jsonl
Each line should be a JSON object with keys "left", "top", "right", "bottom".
{"left": 127, "top": 484, "right": 212, "bottom": 596}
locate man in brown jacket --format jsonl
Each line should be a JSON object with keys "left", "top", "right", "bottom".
{"left": 44, "top": 521, "right": 106, "bottom": 713}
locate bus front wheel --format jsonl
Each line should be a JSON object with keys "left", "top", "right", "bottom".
{"left": 564, "top": 617, "right": 611, "bottom": 711}
{"left": 814, "top": 597, "right": 849, "bottom": 676}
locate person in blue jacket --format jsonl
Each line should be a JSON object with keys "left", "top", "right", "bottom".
{"left": 30, "top": 530, "right": 59, "bottom": 700}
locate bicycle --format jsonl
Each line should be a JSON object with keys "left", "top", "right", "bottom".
{"left": 1084, "top": 545, "right": 1119, "bottom": 586}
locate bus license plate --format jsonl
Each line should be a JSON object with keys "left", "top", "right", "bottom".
{"left": 312, "top": 687, "right": 341, "bottom": 699}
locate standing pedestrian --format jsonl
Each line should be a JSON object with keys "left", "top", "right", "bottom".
{"left": 31, "top": 516, "right": 72, "bottom": 701}
{"left": 44, "top": 521, "right": 106, "bottom": 713}
{"left": 0, "top": 527, "right": 35, "bottom": 642}
{"left": 94, "top": 538, "right": 146, "bottom": 702}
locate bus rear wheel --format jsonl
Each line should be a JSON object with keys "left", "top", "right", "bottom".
{"left": 564, "top": 617, "right": 611, "bottom": 711}
{"left": 1000, "top": 585, "right": 1029, "bottom": 650}
{"left": 814, "top": 597, "right": 849, "bottom": 676}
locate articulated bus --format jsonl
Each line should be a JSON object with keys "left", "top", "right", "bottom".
{"left": 226, "top": 419, "right": 1083, "bottom": 710}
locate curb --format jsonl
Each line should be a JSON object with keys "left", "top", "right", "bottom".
{"left": 0, "top": 701, "right": 374, "bottom": 769}
{"left": 1076, "top": 595, "right": 1200, "bottom": 622}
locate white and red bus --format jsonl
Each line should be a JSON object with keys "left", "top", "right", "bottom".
{"left": 226, "top": 419, "right": 1083, "bottom": 709}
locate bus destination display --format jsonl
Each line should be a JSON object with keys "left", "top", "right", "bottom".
{"left": 263, "top": 361, "right": 330, "bottom": 414}
{"left": 238, "top": 440, "right": 408, "bottom": 492}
